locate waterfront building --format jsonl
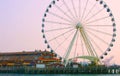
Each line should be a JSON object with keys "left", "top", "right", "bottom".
{"left": 0, "top": 50, "right": 61, "bottom": 67}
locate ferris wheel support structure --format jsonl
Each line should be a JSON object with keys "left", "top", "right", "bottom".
{"left": 64, "top": 22, "right": 99, "bottom": 66}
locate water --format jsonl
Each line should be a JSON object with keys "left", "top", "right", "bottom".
{"left": 0, "top": 74, "right": 119, "bottom": 76}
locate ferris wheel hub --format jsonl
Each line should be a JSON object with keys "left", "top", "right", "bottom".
{"left": 76, "top": 22, "right": 82, "bottom": 29}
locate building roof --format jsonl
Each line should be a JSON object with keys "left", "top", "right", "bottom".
{"left": 0, "top": 50, "right": 42, "bottom": 56}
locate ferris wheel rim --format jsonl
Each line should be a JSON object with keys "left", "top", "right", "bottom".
{"left": 41, "top": 0, "right": 116, "bottom": 61}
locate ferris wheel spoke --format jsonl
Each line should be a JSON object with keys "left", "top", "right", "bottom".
{"left": 81, "top": 0, "right": 89, "bottom": 21}
{"left": 62, "top": 0, "right": 76, "bottom": 21}
{"left": 54, "top": 4, "right": 74, "bottom": 22}
{"left": 78, "top": 0, "right": 81, "bottom": 19}
{"left": 86, "top": 16, "right": 110, "bottom": 24}
{"left": 85, "top": 8, "right": 104, "bottom": 22}
{"left": 86, "top": 30, "right": 109, "bottom": 45}
{"left": 48, "top": 28, "right": 75, "bottom": 42}
{"left": 83, "top": 1, "right": 97, "bottom": 20}
{"left": 45, "top": 26, "right": 73, "bottom": 32}
{"left": 87, "top": 34, "right": 103, "bottom": 53}
{"left": 48, "top": 11, "right": 72, "bottom": 23}
{"left": 45, "top": 20, "right": 72, "bottom": 26}
{"left": 55, "top": 30, "right": 75, "bottom": 51}
{"left": 86, "top": 24, "right": 112, "bottom": 27}
{"left": 86, "top": 27, "right": 112, "bottom": 36}
{"left": 71, "top": 0, "right": 77, "bottom": 18}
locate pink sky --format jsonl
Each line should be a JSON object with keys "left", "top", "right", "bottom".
{"left": 0, "top": 0, "right": 120, "bottom": 64}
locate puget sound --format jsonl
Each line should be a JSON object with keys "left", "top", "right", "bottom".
{"left": 0, "top": 74, "right": 120, "bottom": 76}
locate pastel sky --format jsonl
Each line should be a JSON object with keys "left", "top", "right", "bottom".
{"left": 0, "top": 0, "right": 120, "bottom": 64}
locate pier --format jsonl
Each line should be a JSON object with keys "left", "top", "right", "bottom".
{"left": 0, "top": 66, "right": 120, "bottom": 74}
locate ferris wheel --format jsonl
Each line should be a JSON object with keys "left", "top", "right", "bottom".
{"left": 41, "top": 0, "right": 116, "bottom": 65}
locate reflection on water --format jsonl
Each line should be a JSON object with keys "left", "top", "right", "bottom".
{"left": 0, "top": 74, "right": 119, "bottom": 76}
